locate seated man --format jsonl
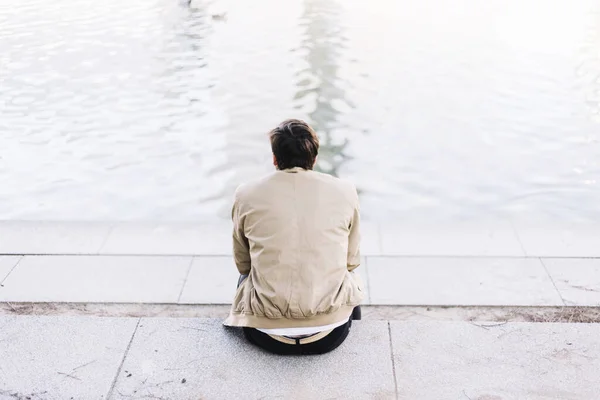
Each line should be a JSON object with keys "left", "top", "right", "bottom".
{"left": 224, "top": 119, "right": 364, "bottom": 355}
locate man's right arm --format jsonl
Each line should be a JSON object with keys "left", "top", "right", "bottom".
{"left": 232, "top": 189, "right": 251, "bottom": 275}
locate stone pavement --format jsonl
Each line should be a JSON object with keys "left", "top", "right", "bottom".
{"left": 1, "top": 316, "right": 599, "bottom": 400}
{"left": 2, "top": 221, "right": 600, "bottom": 258}
{"left": 1, "top": 222, "right": 600, "bottom": 309}
{"left": 2, "top": 253, "right": 600, "bottom": 307}
{"left": 1, "top": 222, "right": 600, "bottom": 399}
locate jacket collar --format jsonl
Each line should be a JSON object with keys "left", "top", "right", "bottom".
{"left": 281, "top": 167, "right": 308, "bottom": 173}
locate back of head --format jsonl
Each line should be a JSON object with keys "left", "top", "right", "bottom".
{"left": 269, "top": 119, "right": 319, "bottom": 170}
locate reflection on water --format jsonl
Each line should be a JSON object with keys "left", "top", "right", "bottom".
{"left": 0, "top": 0, "right": 599, "bottom": 222}
{"left": 296, "top": 0, "right": 350, "bottom": 177}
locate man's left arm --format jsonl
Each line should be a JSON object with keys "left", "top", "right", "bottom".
{"left": 347, "top": 188, "right": 361, "bottom": 271}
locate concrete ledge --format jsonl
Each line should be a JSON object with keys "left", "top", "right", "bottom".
{"left": 2, "top": 221, "right": 600, "bottom": 257}
{"left": 0, "top": 256, "right": 21, "bottom": 281}
{"left": 0, "top": 222, "right": 113, "bottom": 255}
{"left": 1, "top": 255, "right": 599, "bottom": 307}
{"left": 1, "top": 316, "right": 599, "bottom": 400}
{"left": 367, "top": 257, "right": 563, "bottom": 306}
{"left": 2, "top": 222, "right": 600, "bottom": 308}
{"left": 2, "top": 303, "right": 600, "bottom": 323}
{"left": 379, "top": 222, "right": 524, "bottom": 256}
{"left": 0, "top": 221, "right": 382, "bottom": 256}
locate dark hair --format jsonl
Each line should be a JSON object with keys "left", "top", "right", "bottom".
{"left": 269, "top": 119, "right": 319, "bottom": 170}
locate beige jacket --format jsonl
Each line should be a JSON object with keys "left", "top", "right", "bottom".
{"left": 224, "top": 167, "right": 364, "bottom": 329}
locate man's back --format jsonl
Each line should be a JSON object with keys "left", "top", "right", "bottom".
{"left": 227, "top": 167, "right": 363, "bottom": 328}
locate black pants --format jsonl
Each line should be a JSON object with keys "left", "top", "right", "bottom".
{"left": 237, "top": 275, "right": 357, "bottom": 355}
{"left": 243, "top": 319, "right": 352, "bottom": 355}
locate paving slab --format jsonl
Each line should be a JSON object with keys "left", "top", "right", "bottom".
{"left": 0, "top": 256, "right": 21, "bottom": 282}
{"left": 542, "top": 258, "right": 600, "bottom": 306}
{"left": 179, "top": 256, "right": 371, "bottom": 305}
{"left": 368, "top": 257, "right": 563, "bottom": 306}
{"left": 100, "top": 222, "right": 382, "bottom": 257}
{"left": 379, "top": 223, "right": 524, "bottom": 256}
{"left": 99, "top": 223, "right": 232, "bottom": 255}
{"left": 0, "top": 256, "right": 192, "bottom": 303}
{"left": 178, "top": 256, "right": 241, "bottom": 304}
{"left": 0, "top": 315, "right": 138, "bottom": 400}
{"left": 0, "top": 222, "right": 112, "bottom": 255}
{"left": 111, "top": 318, "right": 396, "bottom": 400}
{"left": 390, "top": 320, "right": 600, "bottom": 400}
{"left": 4, "top": 221, "right": 600, "bottom": 258}
{"left": 514, "top": 224, "right": 600, "bottom": 257}
{"left": 360, "top": 221, "right": 382, "bottom": 255}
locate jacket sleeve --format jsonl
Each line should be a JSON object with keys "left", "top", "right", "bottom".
{"left": 232, "top": 189, "right": 251, "bottom": 275}
{"left": 347, "top": 187, "right": 361, "bottom": 271}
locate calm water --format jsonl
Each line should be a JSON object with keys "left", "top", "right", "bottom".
{"left": 1, "top": 0, "right": 599, "bottom": 222}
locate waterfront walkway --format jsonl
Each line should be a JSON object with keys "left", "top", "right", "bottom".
{"left": 1, "top": 222, "right": 600, "bottom": 307}
{"left": 1, "top": 222, "right": 600, "bottom": 399}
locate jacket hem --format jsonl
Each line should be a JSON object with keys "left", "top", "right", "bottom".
{"left": 223, "top": 305, "right": 356, "bottom": 329}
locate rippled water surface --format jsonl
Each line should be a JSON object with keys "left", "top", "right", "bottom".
{"left": 1, "top": 0, "right": 599, "bottom": 221}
